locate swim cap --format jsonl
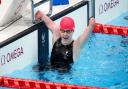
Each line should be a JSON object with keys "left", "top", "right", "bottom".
{"left": 60, "top": 17, "right": 75, "bottom": 31}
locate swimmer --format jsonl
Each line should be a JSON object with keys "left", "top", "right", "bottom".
{"left": 35, "top": 10, "right": 95, "bottom": 71}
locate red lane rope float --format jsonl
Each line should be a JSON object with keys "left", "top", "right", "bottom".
{"left": 0, "top": 77, "right": 3, "bottom": 86}
{"left": 0, "top": 76, "right": 107, "bottom": 89}
{"left": 93, "top": 23, "right": 128, "bottom": 36}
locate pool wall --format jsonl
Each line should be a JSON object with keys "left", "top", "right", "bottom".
{"left": 94, "top": 0, "right": 128, "bottom": 24}
{"left": 0, "top": 30, "right": 38, "bottom": 75}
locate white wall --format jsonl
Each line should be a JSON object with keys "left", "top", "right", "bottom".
{"left": 0, "top": 31, "right": 38, "bottom": 75}
{"left": 95, "top": 0, "right": 128, "bottom": 24}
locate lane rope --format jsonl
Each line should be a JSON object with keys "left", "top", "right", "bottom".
{"left": 0, "top": 76, "right": 107, "bottom": 89}
{"left": 93, "top": 23, "right": 128, "bottom": 36}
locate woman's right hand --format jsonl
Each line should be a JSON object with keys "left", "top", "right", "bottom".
{"left": 35, "top": 10, "right": 44, "bottom": 21}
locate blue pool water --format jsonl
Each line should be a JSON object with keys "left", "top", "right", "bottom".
{"left": 1, "top": 12, "right": 128, "bottom": 89}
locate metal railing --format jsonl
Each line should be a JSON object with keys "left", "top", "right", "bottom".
{"left": 31, "top": 0, "right": 53, "bottom": 23}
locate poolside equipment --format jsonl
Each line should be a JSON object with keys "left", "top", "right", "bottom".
{"left": 93, "top": 23, "right": 128, "bottom": 36}
{"left": 0, "top": 0, "right": 29, "bottom": 27}
{"left": 53, "top": 0, "right": 69, "bottom": 5}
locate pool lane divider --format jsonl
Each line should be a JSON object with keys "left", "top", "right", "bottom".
{"left": 0, "top": 76, "right": 107, "bottom": 89}
{"left": 93, "top": 23, "right": 128, "bottom": 36}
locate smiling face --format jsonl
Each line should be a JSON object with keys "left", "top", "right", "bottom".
{"left": 60, "top": 29, "right": 74, "bottom": 45}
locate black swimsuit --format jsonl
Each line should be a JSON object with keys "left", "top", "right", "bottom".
{"left": 50, "top": 38, "right": 74, "bottom": 70}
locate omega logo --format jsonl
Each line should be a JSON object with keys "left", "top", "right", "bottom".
{"left": 99, "top": 0, "right": 119, "bottom": 15}
{"left": 0, "top": 47, "right": 24, "bottom": 66}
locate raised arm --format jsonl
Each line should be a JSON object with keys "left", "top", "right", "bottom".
{"left": 75, "top": 17, "right": 95, "bottom": 48}
{"left": 35, "top": 10, "right": 59, "bottom": 33}
{"left": 35, "top": 10, "right": 60, "bottom": 43}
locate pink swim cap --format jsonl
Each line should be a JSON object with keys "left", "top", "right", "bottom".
{"left": 60, "top": 17, "right": 75, "bottom": 31}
